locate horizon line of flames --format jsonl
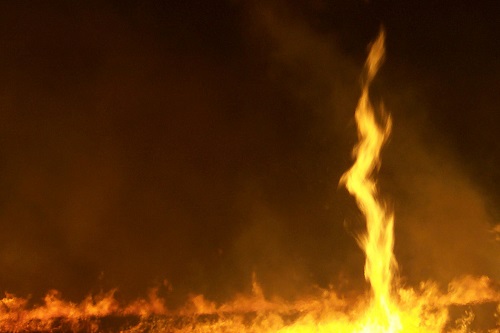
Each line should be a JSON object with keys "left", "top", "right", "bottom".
{"left": 1, "top": 274, "right": 499, "bottom": 332}
{"left": 1, "top": 30, "right": 499, "bottom": 332}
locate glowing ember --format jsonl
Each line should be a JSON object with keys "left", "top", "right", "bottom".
{"left": 1, "top": 30, "right": 499, "bottom": 333}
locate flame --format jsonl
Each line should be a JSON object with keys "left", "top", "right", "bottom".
{"left": 1, "top": 29, "right": 499, "bottom": 332}
{"left": 339, "top": 28, "right": 400, "bottom": 332}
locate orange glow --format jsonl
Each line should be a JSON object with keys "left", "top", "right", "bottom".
{"left": 1, "top": 30, "right": 499, "bottom": 332}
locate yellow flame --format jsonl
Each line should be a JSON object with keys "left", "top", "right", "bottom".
{"left": 339, "top": 28, "right": 400, "bottom": 332}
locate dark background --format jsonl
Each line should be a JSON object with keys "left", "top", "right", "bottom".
{"left": 0, "top": 0, "right": 498, "bottom": 307}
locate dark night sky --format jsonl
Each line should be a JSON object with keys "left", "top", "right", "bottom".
{"left": 0, "top": 0, "right": 498, "bottom": 306}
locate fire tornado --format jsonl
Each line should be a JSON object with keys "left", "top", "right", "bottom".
{"left": 339, "top": 28, "right": 401, "bottom": 332}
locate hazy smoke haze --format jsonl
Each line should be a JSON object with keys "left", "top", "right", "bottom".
{"left": 0, "top": 0, "right": 497, "bottom": 307}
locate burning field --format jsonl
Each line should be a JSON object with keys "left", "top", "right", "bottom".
{"left": 0, "top": 1, "right": 499, "bottom": 332}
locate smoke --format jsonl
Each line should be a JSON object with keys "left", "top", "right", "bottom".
{"left": 381, "top": 103, "right": 500, "bottom": 284}
{"left": 0, "top": 0, "right": 497, "bottom": 308}
{"left": 239, "top": 0, "right": 500, "bottom": 295}
{"left": 384, "top": 97, "right": 500, "bottom": 284}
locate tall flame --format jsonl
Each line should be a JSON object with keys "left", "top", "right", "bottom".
{"left": 340, "top": 29, "right": 401, "bottom": 331}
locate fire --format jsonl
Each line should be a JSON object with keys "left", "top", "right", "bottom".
{"left": 1, "top": 30, "right": 499, "bottom": 332}
{"left": 339, "top": 28, "right": 399, "bottom": 332}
